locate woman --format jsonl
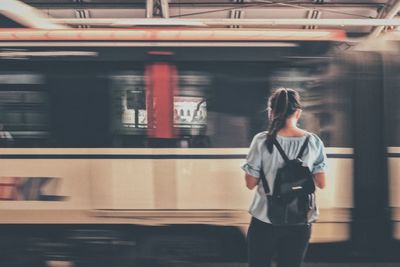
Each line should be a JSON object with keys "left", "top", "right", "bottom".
{"left": 241, "top": 88, "right": 327, "bottom": 267}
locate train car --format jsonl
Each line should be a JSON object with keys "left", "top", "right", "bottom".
{"left": 373, "top": 32, "right": 400, "bottom": 261}
{"left": 0, "top": 27, "right": 392, "bottom": 266}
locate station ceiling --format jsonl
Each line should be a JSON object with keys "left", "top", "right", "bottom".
{"left": 16, "top": 0, "right": 400, "bottom": 37}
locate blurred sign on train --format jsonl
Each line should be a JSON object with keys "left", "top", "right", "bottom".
{"left": 0, "top": 177, "right": 65, "bottom": 201}
{"left": 123, "top": 90, "right": 147, "bottom": 129}
{"left": 174, "top": 96, "right": 207, "bottom": 128}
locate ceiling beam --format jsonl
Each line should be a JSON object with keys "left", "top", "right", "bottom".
{"left": 49, "top": 18, "right": 400, "bottom": 27}
{"left": 146, "top": 0, "right": 153, "bottom": 18}
{"left": 22, "top": 1, "right": 385, "bottom": 9}
{"left": 147, "top": 0, "right": 169, "bottom": 18}
{"left": 160, "top": 0, "right": 169, "bottom": 18}
{"left": 369, "top": 0, "right": 400, "bottom": 38}
{"left": 75, "top": 9, "right": 90, "bottom": 28}
{"left": 229, "top": 0, "right": 244, "bottom": 29}
{"left": 305, "top": 9, "right": 321, "bottom": 30}
{"left": 229, "top": 9, "right": 244, "bottom": 28}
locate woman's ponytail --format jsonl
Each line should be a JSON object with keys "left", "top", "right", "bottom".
{"left": 266, "top": 88, "right": 301, "bottom": 153}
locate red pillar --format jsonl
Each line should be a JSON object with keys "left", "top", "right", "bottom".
{"left": 145, "top": 63, "right": 176, "bottom": 138}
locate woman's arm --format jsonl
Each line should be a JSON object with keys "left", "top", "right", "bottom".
{"left": 245, "top": 174, "right": 259, "bottom": 190}
{"left": 313, "top": 172, "right": 326, "bottom": 189}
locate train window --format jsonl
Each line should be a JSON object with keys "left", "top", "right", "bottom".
{"left": 108, "top": 61, "right": 352, "bottom": 148}
{"left": 111, "top": 72, "right": 147, "bottom": 133}
{"left": 44, "top": 65, "right": 111, "bottom": 148}
{"left": 0, "top": 72, "right": 49, "bottom": 147}
{"left": 170, "top": 61, "right": 352, "bottom": 148}
{"left": 317, "top": 112, "right": 333, "bottom": 128}
{"left": 110, "top": 69, "right": 209, "bottom": 147}
{"left": 174, "top": 71, "right": 209, "bottom": 138}
{"left": 0, "top": 60, "right": 350, "bottom": 148}
{"left": 269, "top": 62, "right": 353, "bottom": 147}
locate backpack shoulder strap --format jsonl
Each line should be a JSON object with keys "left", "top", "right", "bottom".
{"left": 297, "top": 135, "right": 310, "bottom": 159}
{"left": 259, "top": 139, "right": 270, "bottom": 195}
{"left": 259, "top": 163, "right": 270, "bottom": 195}
{"left": 273, "top": 138, "right": 290, "bottom": 163}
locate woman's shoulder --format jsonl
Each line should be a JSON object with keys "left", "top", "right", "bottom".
{"left": 306, "top": 132, "right": 325, "bottom": 147}
{"left": 253, "top": 131, "right": 268, "bottom": 139}
{"left": 249, "top": 131, "right": 268, "bottom": 146}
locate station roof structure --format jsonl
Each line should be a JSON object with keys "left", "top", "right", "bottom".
{"left": 2, "top": 1, "right": 400, "bottom": 41}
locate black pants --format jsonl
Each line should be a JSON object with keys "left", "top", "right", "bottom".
{"left": 247, "top": 217, "right": 311, "bottom": 267}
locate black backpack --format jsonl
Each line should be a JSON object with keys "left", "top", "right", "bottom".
{"left": 259, "top": 136, "right": 316, "bottom": 225}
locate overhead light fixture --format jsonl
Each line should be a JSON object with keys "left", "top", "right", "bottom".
{"left": 0, "top": 0, "right": 67, "bottom": 29}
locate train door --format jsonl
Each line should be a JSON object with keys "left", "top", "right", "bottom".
{"left": 383, "top": 53, "right": 400, "bottom": 259}
{"left": 345, "top": 52, "right": 391, "bottom": 260}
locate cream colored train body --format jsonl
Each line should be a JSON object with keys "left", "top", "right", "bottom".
{"left": 0, "top": 147, "right": 352, "bottom": 243}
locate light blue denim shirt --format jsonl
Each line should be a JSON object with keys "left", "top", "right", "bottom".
{"left": 241, "top": 131, "right": 328, "bottom": 224}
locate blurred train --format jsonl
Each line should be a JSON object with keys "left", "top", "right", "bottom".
{"left": 0, "top": 27, "right": 398, "bottom": 266}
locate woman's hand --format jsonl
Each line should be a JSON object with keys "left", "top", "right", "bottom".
{"left": 245, "top": 174, "right": 259, "bottom": 190}
{"left": 313, "top": 172, "right": 326, "bottom": 189}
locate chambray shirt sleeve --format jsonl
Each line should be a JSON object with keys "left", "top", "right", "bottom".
{"left": 241, "top": 134, "right": 262, "bottom": 178}
{"left": 312, "top": 135, "right": 328, "bottom": 174}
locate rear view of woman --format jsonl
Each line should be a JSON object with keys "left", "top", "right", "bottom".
{"left": 241, "top": 88, "right": 327, "bottom": 267}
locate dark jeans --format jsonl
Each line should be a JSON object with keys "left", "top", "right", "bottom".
{"left": 247, "top": 217, "right": 311, "bottom": 267}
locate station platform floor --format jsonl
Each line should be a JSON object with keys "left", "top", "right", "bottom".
{"left": 46, "top": 261, "right": 400, "bottom": 267}
{"left": 174, "top": 264, "right": 400, "bottom": 267}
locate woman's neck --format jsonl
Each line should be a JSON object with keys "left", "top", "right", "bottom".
{"left": 277, "top": 125, "right": 305, "bottom": 137}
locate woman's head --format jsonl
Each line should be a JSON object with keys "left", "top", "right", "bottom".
{"left": 266, "top": 88, "right": 302, "bottom": 152}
